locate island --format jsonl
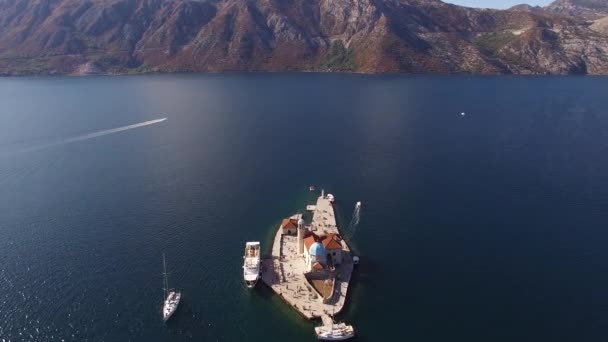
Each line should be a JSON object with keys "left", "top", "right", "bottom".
{"left": 260, "top": 192, "right": 354, "bottom": 319}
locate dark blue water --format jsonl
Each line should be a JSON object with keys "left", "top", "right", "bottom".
{"left": 1, "top": 74, "right": 607, "bottom": 341}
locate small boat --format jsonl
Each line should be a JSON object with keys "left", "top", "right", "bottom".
{"left": 327, "top": 194, "right": 335, "bottom": 203}
{"left": 243, "top": 242, "right": 261, "bottom": 288}
{"left": 310, "top": 185, "right": 316, "bottom": 192}
{"left": 355, "top": 201, "right": 361, "bottom": 208}
{"left": 162, "top": 253, "right": 181, "bottom": 322}
{"left": 315, "top": 315, "right": 355, "bottom": 340}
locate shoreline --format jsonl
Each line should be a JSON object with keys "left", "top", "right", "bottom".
{"left": 0, "top": 69, "right": 602, "bottom": 78}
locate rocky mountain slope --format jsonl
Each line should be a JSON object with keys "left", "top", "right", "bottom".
{"left": 0, "top": 0, "right": 608, "bottom": 75}
{"left": 546, "top": 0, "right": 608, "bottom": 18}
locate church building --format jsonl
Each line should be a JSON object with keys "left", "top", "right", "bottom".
{"left": 302, "top": 232, "right": 344, "bottom": 271}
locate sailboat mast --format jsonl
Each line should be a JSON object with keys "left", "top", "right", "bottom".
{"left": 163, "top": 253, "right": 169, "bottom": 298}
{"left": 331, "top": 295, "right": 334, "bottom": 330}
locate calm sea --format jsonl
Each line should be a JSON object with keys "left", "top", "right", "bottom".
{"left": 0, "top": 74, "right": 607, "bottom": 341}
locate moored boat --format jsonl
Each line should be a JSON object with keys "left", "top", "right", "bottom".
{"left": 315, "top": 282, "right": 354, "bottom": 340}
{"left": 243, "top": 241, "right": 260, "bottom": 288}
{"left": 315, "top": 315, "right": 355, "bottom": 340}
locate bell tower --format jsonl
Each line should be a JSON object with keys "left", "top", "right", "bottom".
{"left": 297, "top": 217, "right": 306, "bottom": 254}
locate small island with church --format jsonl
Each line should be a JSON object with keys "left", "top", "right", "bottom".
{"left": 259, "top": 190, "right": 357, "bottom": 339}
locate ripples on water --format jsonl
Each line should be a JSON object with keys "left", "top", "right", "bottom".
{"left": 1, "top": 75, "right": 608, "bottom": 341}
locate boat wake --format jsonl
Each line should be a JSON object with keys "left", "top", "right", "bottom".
{"left": 344, "top": 202, "right": 361, "bottom": 239}
{"left": 6, "top": 118, "right": 167, "bottom": 156}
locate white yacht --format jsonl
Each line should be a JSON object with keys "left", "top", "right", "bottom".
{"left": 315, "top": 315, "right": 355, "bottom": 340}
{"left": 243, "top": 241, "right": 261, "bottom": 288}
{"left": 327, "top": 194, "right": 335, "bottom": 203}
{"left": 162, "top": 253, "right": 181, "bottom": 322}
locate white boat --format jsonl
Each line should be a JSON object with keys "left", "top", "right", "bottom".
{"left": 327, "top": 194, "right": 335, "bottom": 203}
{"left": 315, "top": 315, "right": 355, "bottom": 340}
{"left": 356, "top": 201, "right": 361, "bottom": 208}
{"left": 315, "top": 323, "right": 355, "bottom": 340}
{"left": 243, "top": 241, "right": 260, "bottom": 288}
{"left": 162, "top": 253, "right": 181, "bottom": 322}
{"left": 315, "top": 280, "right": 354, "bottom": 340}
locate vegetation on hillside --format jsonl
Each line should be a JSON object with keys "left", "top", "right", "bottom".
{"left": 474, "top": 32, "right": 517, "bottom": 54}
{"left": 323, "top": 41, "right": 355, "bottom": 71}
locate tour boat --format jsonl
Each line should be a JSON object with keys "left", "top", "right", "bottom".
{"left": 162, "top": 253, "right": 181, "bottom": 322}
{"left": 243, "top": 241, "right": 261, "bottom": 288}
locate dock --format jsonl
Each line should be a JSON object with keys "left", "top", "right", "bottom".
{"left": 260, "top": 195, "right": 354, "bottom": 319}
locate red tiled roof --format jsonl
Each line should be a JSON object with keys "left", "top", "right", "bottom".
{"left": 281, "top": 218, "right": 297, "bottom": 230}
{"left": 303, "top": 232, "right": 319, "bottom": 251}
{"left": 321, "top": 233, "right": 342, "bottom": 250}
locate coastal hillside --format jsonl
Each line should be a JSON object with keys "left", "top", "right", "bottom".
{"left": 547, "top": 0, "right": 608, "bottom": 18}
{"left": 1, "top": 0, "right": 608, "bottom": 75}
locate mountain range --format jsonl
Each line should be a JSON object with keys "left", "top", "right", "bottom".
{"left": 1, "top": 0, "right": 608, "bottom": 75}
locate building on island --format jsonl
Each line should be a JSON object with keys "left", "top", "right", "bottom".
{"left": 280, "top": 215, "right": 345, "bottom": 272}
{"left": 321, "top": 233, "right": 343, "bottom": 265}
{"left": 280, "top": 218, "right": 298, "bottom": 235}
{"left": 304, "top": 238, "right": 327, "bottom": 271}
{"left": 297, "top": 218, "right": 306, "bottom": 254}
{"left": 302, "top": 232, "right": 344, "bottom": 271}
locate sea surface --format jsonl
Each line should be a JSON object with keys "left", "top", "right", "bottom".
{"left": 0, "top": 74, "right": 607, "bottom": 341}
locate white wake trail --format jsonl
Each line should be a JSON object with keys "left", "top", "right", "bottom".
{"left": 61, "top": 118, "right": 167, "bottom": 145}
{"left": 10, "top": 118, "right": 167, "bottom": 155}
{"left": 345, "top": 202, "right": 362, "bottom": 239}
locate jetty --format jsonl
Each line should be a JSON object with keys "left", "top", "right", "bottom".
{"left": 260, "top": 194, "right": 354, "bottom": 319}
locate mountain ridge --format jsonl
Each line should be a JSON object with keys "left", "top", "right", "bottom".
{"left": 1, "top": 0, "right": 608, "bottom": 75}
{"left": 546, "top": 0, "right": 608, "bottom": 18}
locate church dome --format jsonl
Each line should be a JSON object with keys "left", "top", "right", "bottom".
{"left": 309, "top": 242, "right": 326, "bottom": 262}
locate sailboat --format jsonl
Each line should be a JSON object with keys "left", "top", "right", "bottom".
{"left": 162, "top": 253, "right": 181, "bottom": 322}
{"left": 315, "top": 320, "right": 355, "bottom": 341}
{"left": 314, "top": 280, "right": 355, "bottom": 340}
